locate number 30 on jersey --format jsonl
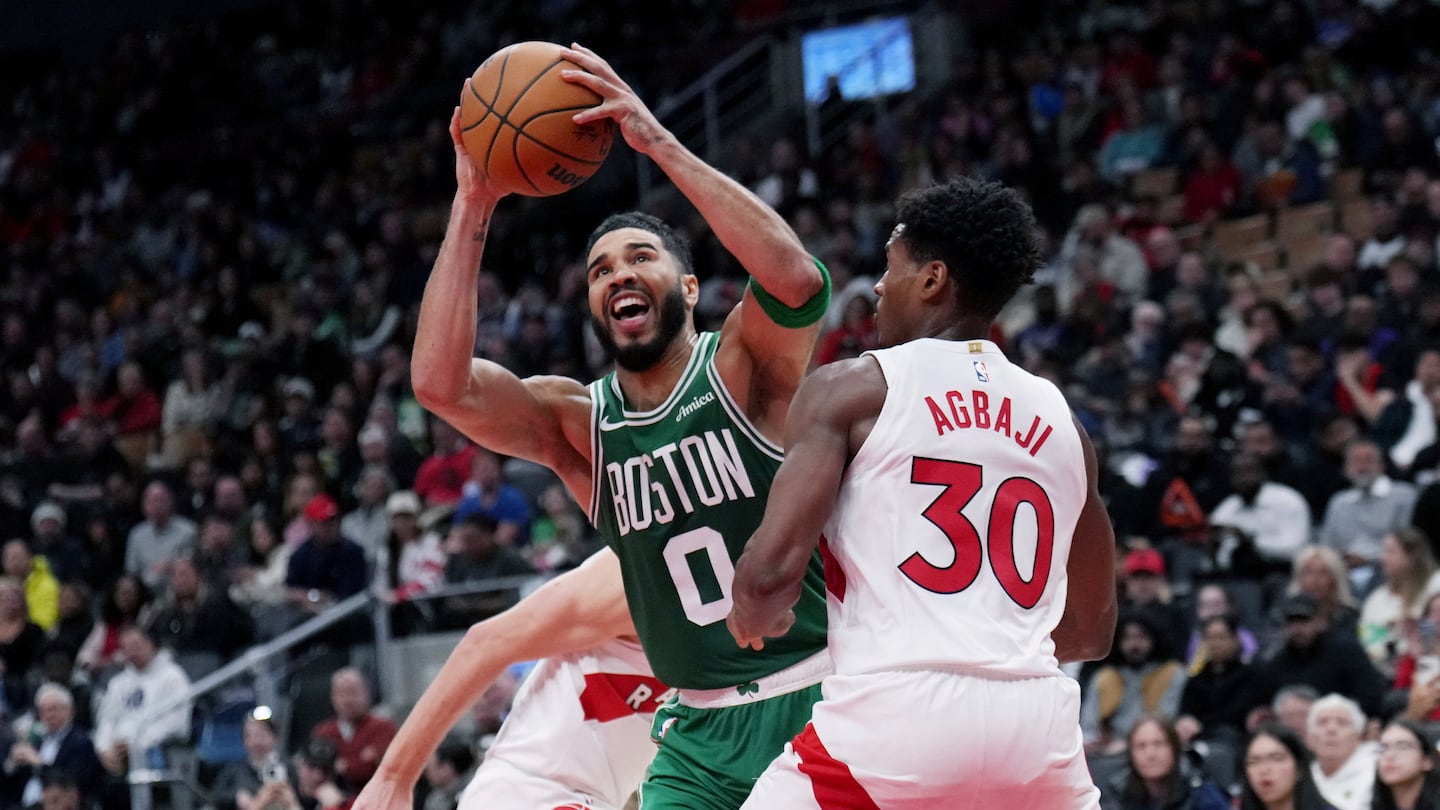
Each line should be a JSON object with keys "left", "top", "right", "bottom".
{"left": 904, "top": 457, "right": 1055, "bottom": 608}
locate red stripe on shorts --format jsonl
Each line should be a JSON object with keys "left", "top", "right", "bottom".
{"left": 818, "top": 535, "right": 846, "bottom": 602}
{"left": 792, "top": 722, "right": 880, "bottom": 810}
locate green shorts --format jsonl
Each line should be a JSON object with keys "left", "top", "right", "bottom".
{"left": 637, "top": 683, "right": 823, "bottom": 810}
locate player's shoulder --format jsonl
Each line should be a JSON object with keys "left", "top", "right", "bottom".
{"left": 807, "top": 354, "right": 886, "bottom": 394}
{"left": 525, "top": 374, "right": 596, "bottom": 414}
{"left": 796, "top": 355, "right": 886, "bottom": 418}
{"left": 527, "top": 374, "right": 593, "bottom": 398}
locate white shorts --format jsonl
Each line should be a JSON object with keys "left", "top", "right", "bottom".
{"left": 459, "top": 757, "right": 625, "bottom": 810}
{"left": 739, "top": 670, "right": 1100, "bottom": 810}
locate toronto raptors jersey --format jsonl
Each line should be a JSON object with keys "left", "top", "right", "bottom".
{"left": 476, "top": 638, "right": 673, "bottom": 804}
{"left": 821, "top": 338, "right": 1086, "bottom": 680}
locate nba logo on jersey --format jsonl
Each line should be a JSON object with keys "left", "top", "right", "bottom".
{"left": 973, "top": 361, "right": 990, "bottom": 382}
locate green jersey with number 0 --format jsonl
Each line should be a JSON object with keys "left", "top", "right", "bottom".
{"left": 588, "top": 332, "right": 827, "bottom": 690}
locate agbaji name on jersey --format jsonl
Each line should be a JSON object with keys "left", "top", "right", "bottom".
{"left": 922, "top": 388, "right": 1054, "bottom": 457}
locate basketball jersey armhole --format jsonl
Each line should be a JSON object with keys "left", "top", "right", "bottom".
{"left": 705, "top": 360, "right": 784, "bottom": 462}
{"left": 587, "top": 379, "right": 605, "bottom": 524}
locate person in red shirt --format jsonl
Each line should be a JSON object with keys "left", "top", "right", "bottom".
{"left": 311, "top": 668, "right": 398, "bottom": 791}
{"left": 101, "top": 361, "right": 162, "bottom": 437}
{"left": 411, "top": 418, "right": 475, "bottom": 508}
{"left": 1182, "top": 139, "right": 1242, "bottom": 224}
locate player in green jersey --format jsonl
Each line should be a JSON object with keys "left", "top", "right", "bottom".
{"left": 358, "top": 44, "right": 830, "bottom": 810}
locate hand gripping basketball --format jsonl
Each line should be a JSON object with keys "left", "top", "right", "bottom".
{"left": 559, "top": 43, "right": 670, "bottom": 156}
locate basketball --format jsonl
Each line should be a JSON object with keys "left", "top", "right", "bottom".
{"left": 458, "top": 41, "right": 615, "bottom": 197}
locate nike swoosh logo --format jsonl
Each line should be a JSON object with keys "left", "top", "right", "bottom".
{"left": 598, "top": 415, "right": 628, "bottom": 430}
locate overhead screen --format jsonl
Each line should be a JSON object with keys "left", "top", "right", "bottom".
{"left": 801, "top": 16, "right": 916, "bottom": 103}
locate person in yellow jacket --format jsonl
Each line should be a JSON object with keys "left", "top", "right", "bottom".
{"left": 3, "top": 539, "right": 59, "bottom": 631}
{"left": 1080, "top": 612, "right": 1188, "bottom": 755}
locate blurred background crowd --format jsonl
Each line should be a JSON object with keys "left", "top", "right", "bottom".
{"left": 6, "top": 0, "right": 1440, "bottom": 808}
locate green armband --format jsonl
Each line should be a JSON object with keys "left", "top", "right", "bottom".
{"left": 746, "top": 257, "right": 832, "bottom": 328}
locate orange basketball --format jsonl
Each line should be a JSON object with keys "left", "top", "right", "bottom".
{"left": 458, "top": 41, "right": 615, "bottom": 197}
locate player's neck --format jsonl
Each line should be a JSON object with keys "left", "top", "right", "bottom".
{"left": 927, "top": 315, "right": 993, "bottom": 344}
{"left": 617, "top": 331, "right": 700, "bottom": 411}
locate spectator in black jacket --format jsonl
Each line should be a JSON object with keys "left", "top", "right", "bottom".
{"left": 1179, "top": 614, "right": 1263, "bottom": 746}
{"left": 143, "top": 555, "right": 254, "bottom": 681}
{"left": 1253, "top": 593, "right": 1387, "bottom": 718}
{"left": 0, "top": 683, "right": 102, "bottom": 810}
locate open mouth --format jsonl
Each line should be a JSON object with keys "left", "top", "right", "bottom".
{"left": 609, "top": 291, "right": 652, "bottom": 331}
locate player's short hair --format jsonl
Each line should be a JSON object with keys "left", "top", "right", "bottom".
{"left": 585, "top": 212, "right": 695, "bottom": 277}
{"left": 892, "top": 178, "right": 1041, "bottom": 320}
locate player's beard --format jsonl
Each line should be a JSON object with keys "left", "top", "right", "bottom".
{"left": 590, "top": 283, "right": 690, "bottom": 372}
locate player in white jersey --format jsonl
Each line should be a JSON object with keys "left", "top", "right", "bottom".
{"left": 728, "top": 177, "right": 1118, "bottom": 809}
{"left": 355, "top": 549, "right": 668, "bottom": 810}
{"left": 462, "top": 636, "right": 670, "bottom": 810}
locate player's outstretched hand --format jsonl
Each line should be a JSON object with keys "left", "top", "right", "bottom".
{"left": 449, "top": 95, "right": 507, "bottom": 204}
{"left": 350, "top": 774, "right": 410, "bottom": 810}
{"left": 560, "top": 43, "right": 669, "bottom": 155}
{"left": 726, "top": 607, "right": 795, "bottom": 651}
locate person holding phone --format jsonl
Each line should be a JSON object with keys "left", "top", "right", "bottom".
{"left": 1393, "top": 591, "right": 1440, "bottom": 722}
{"left": 212, "top": 709, "right": 285, "bottom": 810}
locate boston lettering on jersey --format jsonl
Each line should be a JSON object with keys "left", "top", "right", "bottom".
{"left": 591, "top": 332, "right": 827, "bottom": 690}
{"left": 923, "top": 389, "right": 1054, "bottom": 457}
{"left": 602, "top": 428, "right": 756, "bottom": 537}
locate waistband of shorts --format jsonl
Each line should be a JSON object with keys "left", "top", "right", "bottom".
{"left": 677, "top": 650, "right": 832, "bottom": 709}
{"left": 870, "top": 662, "right": 1066, "bottom": 683}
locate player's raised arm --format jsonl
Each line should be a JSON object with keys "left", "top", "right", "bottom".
{"left": 1051, "top": 415, "right": 1119, "bottom": 663}
{"left": 412, "top": 103, "right": 590, "bottom": 493}
{"left": 562, "top": 44, "right": 820, "bottom": 307}
{"left": 354, "top": 549, "right": 634, "bottom": 810}
{"left": 561, "top": 43, "right": 826, "bottom": 428}
{"left": 728, "top": 359, "right": 886, "bottom": 649}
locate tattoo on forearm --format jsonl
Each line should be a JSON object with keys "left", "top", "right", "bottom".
{"left": 472, "top": 227, "right": 487, "bottom": 242}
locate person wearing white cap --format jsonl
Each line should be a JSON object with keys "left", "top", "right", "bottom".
{"left": 383, "top": 491, "right": 445, "bottom": 604}
{"left": 29, "top": 502, "right": 88, "bottom": 584}
{"left": 277, "top": 378, "right": 321, "bottom": 456}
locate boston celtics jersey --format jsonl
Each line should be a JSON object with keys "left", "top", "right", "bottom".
{"left": 588, "top": 332, "right": 827, "bottom": 690}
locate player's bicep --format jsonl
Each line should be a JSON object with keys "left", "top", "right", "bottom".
{"left": 762, "top": 362, "right": 880, "bottom": 548}
{"left": 441, "top": 362, "right": 589, "bottom": 469}
{"left": 713, "top": 286, "right": 824, "bottom": 423}
{"left": 733, "top": 284, "right": 825, "bottom": 376}
{"left": 1059, "top": 416, "right": 1118, "bottom": 660}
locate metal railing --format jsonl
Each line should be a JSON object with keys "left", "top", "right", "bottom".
{"left": 636, "top": 35, "right": 779, "bottom": 204}
{"left": 126, "top": 573, "right": 546, "bottom": 810}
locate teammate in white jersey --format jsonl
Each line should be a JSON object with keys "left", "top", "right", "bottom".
{"left": 461, "top": 636, "right": 669, "bottom": 810}
{"left": 728, "top": 177, "right": 1118, "bottom": 809}
{"left": 355, "top": 549, "right": 668, "bottom": 810}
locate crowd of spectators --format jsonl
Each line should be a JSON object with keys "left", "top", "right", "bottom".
{"left": 5, "top": 0, "right": 1440, "bottom": 807}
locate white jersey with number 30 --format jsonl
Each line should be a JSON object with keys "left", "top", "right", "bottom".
{"left": 821, "top": 338, "right": 1086, "bottom": 680}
